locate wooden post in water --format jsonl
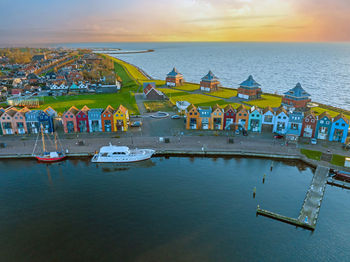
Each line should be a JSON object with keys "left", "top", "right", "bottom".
{"left": 263, "top": 174, "right": 266, "bottom": 183}
{"left": 253, "top": 187, "right": 256, "bottom": 198}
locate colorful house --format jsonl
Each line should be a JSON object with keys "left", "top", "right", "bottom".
{"left": 262, "top": 106, "right": 275, "bottom": 131}
{"left": 237, "top": 75, "right": 262, "bottom": 100}
{"left": 329, "top": 114, "right": 349, "bottom": 143}
{"left": 186, "top": 105, "right": 201, "bottom": 130}
{"left": 286, "top": 111, "right": 304, "bottom": 141}
{"left": 301, "top": 110, "right": 317, "bottom": 138}
{"left": 198, "top": 106, "right": 212, "bottom": 129}
{"left": 88, "top": 108, "right": 104, "bottom": 133}
{"left": 282, "top": 83, "right": 311, "bottom": 109}
{"left": 223, "top": 105, "right": 236, "bottom": 130}
{"left": 166, "top": 67, "right": 184, "bottom": 87}
{"left": 62, "top": 106, "right": 79, "bottom": 133}
{"left": 315, "top": 111, "right": 332, "bottom": 140}
{"left": 200, "top": 71, "right": 220, "bottom": 92}
{"left": 211, "top": 105, "right": 224, "bottom": 130}
{"left": 235, "top": 105, "right": 249, "bottom": 131}
{"left": 101, "top": 105, "right": 115, "bottom": 132}
{"left": 273, "top": 107, "right": 289, "bottom": 134}
{"left": 76, "top": 106, "right": 90, "bottom": 133}
{"left": 143, "top": 83, "right": 167, "bottom": 100}
{"left": 25, "top": 110, "right": 41, "bottom": 134}
{"left": 248, "top": 107, "right": 262, "bottom": 132}
{"left": 0, "top": 110, "right": 4, "bottom": 135}
{"left": 113, "top": 105, "right": 129, "bottom": 131}
{"left": 0, "top": 109, "right": 16, "bottom": 134}
{"left": 38, "top": 110, "right": 54, "bottom": 133}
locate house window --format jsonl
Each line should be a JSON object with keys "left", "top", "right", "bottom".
{"left": 115, "top": 114, "right": 119, "bottom": 117}
{"left": 305, "top": 118, "right": 309, "bottom": 122}
{"left": 283, "top": 117, "right": 287, "bottom": 119}
{"left": 244, "top": 114, "right": 247, "bottom": 116}
{"left": 194, "top": 113, "right": 198, "bottom": 115}
{"left": 311, "top": 119, "right": 315, "bottom": 123}
{"left": 326, "top": 121, "right": 330, "bottom": 124}
{"left": 239, "top": 113, "right": 242, "bottom": 116}
{"left": 103, "top": 114, "right": 106, "bottom": 117}
{"left": 70, "top": 115, "right": 73, "bottom": 118}
{"left": 336, "top": 123, "right": 339, "bottom": 126}
{"left": 256, "top": 114, "right": 259, "bottom": 117}
{"left": 252, "top": 114, "right": 255, "bottom": 117}
{"left": 342, "top": 123, "right": 345, "bottom": 127}
{"left": 66, "top": 115, "right": 68, "bottom": 118}
{"left": 278, "top": 116, "right": 281, "bottom": 119}
{"left": 190, "top": 113, "right": 193, "bottom": 115}
{"left": 320, "top": 120, "right": 324, "bottom": 124}
{"left": 121, "top": 114, "right": 123, "bottom": 117}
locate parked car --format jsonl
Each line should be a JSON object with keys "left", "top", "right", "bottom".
{"left": 274, "top": 134, "right": 284, "bottom": 139}
{"left": 235, "top": 129, "right": 240, "bottom": 135}
{"left": 310, "top": 138, "right": 317, "bottom": 145}
{"left": 130, "top": 121, "right": 142, "bottom": 127}
{"left": 171, "top": 115, "right": 181, "bottom": 119}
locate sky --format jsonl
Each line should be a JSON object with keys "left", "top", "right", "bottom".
{"left": 0, "top": 0, "right": 349, "bottom": 45}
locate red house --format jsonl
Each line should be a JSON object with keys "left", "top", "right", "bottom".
{"left": 76, "top": 105, "right": 90, "bottom": 132}
{"left": 301, "top": 110, "right": 317, "bottom": 138}
{"left": 223, "top": 104, "right": 236, "bottom": 130}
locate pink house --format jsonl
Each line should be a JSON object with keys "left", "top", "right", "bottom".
{"left": 76, "top": 105, "right": 90, "bottom": 133}
{"left": 0, "top": 108, "right": 27, "bottom": 134}
{"left": 62, "top": 106, "right": 79, "bottom": 133}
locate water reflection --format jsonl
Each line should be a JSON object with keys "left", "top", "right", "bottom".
{"left": 94, "top": 159, "right": 156, "bottom": 173}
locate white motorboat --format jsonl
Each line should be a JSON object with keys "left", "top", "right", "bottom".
{"left": 91, "top": 144, "right": 155, "bottom": 163}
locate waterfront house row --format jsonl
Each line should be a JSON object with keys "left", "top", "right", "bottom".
{"left": 62, "top": 104, "right": 129, "bottom": 133}
{"left": 185, "top": 104, "right": 350, "bottom": 143}
{"left": 0, "top": 106, "right": 57, "bottom": 135}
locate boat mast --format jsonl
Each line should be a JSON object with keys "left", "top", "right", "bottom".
{"left": 41, "top": 124, "right": 46, "bottom": 153}
{"left": 54, "top": 132, "right": 58, "bottom": 151}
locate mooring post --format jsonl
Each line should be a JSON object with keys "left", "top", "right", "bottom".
{"left": 253, "top": 187, "right": 256, "bottom": 198}
{"left": 263, "top": 174, "right": 266, "bottom": 183}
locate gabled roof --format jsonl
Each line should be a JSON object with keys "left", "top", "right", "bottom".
{"left": 318, "top": 111, "right": 331, "bottom": 120}
{"left": 239, "top": 75, "right": 261, "bottom": 88}
{"left": 167, "top": 67, "right": 183, "bottom": 77}
{"left": 6, "top": 108, "right": 18, "bottom": 117}
{"left": 25, "top": 110, "right": 42, "bottom": 118}
{"left": 20, "top": 107, "right": 30, "bottom": 114}
{"left": 263, "top": 106, "right": 274, "bottom": 114}
{"left": 212, "top": 104, "right": 223, "bottom": 112}
{"left": 224, "top": 104, "right": 234, "bottom": 112}
{"left": 333, "top": 113, "right": 350, "bottom": 124}
{"left": 117, "top": 105, "right": 128, "bottom": 114}
{"left": 276, "top": 106, "right": 288, "bottom": 115}
{"left": 103, "top": 105, "right": 115, "bottom": 114}
{"left": 66, "top": 106, "right": 79, "bottom": 115}
{"left": 236, "top": 105, "right": 247, "bottom": 113}
{"left": 201, "top": 71, "right": 218, "bottom": 81}
{"left": 44, "top": 106, "right": 57, "bottom": 116}
{"left": 80, "top": 105, "right": 90, "bottom": 114}
{"left": 187, "top": 104, "right": 197, "bottom": 112}
{"left": 284, "top": 83, "right": 311, "bottom": 98}
{"left": 304, "top": 110, "right": 316, "bottom": 119}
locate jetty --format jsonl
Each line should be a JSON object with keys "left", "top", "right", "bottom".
{"left": 257, "top": 165, "right": 330, "bottom": 230}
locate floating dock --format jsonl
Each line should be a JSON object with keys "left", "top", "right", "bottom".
{"left": 257, "top": 165, "right": 330, "bottom": 231}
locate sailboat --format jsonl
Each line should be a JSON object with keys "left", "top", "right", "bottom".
{"left": 32, "top": 125, "right": 66, "bottom": 162}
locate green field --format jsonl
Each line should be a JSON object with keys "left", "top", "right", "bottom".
{"left": 245, "top": 94, "right": 282, "bottom": 108}
{"left": 300, "top": 149, "right": 322, "bottom": 161}
{"left": 114, "top": 62, "right": 138, "bottom": 90}
{"left": 158, "top": 88, "right": 189, "bottom": 97}
{"left": 205, "top": 88, "right": 238, "bottom": 98}
{"left": 173, "top": 83, "right": 200, "bottom": 91}
{"left": 144, "top": 101, "right": 174, "bottom": 112}
{"left": 312, "top": 106, "right": 350, "bottom": 119}
{"left": 38, "top": 92, "right": 139, "bottom": 115}
{"left": 331, "top": 154, "right": 346, "bottom": 166}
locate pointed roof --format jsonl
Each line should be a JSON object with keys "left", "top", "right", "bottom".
{"left": 118, "top": 104, "right": 128, "bottom": 114}
{"left": 304, "top": 110, "right": 316, "bottom": 118}
{"left": 187, "top": 104, "right": 197, "bottom": 112}
{"left": 284, "top": 83, "right": 311, "bottom": 98}
{"left": 318, "top": 111, "right": 331, "bottom": 120}
{"left": 239, "top": 75, "right": 261, "bottom": 88}
{"left": 333, "top": 113, "right": 350, "bottom": 124}
{"left": 276, "top": 106, "right": 288, "bottom": 115}
{"left": 167, "top": 67, "right": 182, "bottom": 77}
{"left": 224, "top": 104, "right": 234, "bottom": 112}
{"left": 20, "top": 107, "right": 30, "bottom": 114}
{"left": 212, "top": 104, "right": 223, "bottom": 112}
{"left": 263, "top": 106, "right": 273, "bottom": 114}
{"left": 67, "top": 106, "right": 79, "bottom": 115}
{"left": 103, "top": 105, "right": 115, "bottom": 114}
{"left": 236, "top": 105, "right": 247, "bottom": 113}
{"left": 6, "top": 108, "right": 18, "bottom": 117}
{"left": 201, "top": 71, "right": 218, "bottom": 81}
{"left": 44, "top": 106, "right": 57, "bottom": 116}
{"left": 80, "top": 105, "right": 90, "bottom": 113}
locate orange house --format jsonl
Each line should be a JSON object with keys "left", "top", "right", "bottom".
{"left": 101, "top": 105, "right": 115, "bottom": 132}
{"left": 235, "top": 105, "right": 249, "bottom": 131}
{"left": 186, "top": 104, "right": 201, "bottom": 130}
{"left": 210, "top": 104, "right": 224, "bottom": 130}
{"left": 62, "top": 106, "right": 79, "bottom": 133}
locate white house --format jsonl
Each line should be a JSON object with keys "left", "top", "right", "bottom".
{"left": 262, "top": 106, "right": 275, "bottom": 131}
{"left": 273, "top": 107, "right": 289, "bottom": 134}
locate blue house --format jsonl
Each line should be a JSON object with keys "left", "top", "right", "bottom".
{"left": 198, "top": 106, "right": 212, "bottom": 129}
{"left": 273, "top": 107, "right": 289, "bottom": 134}
{"left": 88, "top": 108, "right": 104, "bottom": 132}
{"left": 315, "top": 111, "right": 332, "bottom": 140}
{"left": 38, "top": 111, "right": 54, "bottom": 133}
{"left": 25, "top": 110, "right": 41, "bottom": 134}
{"left": 329, "top": 114, "right": 349, "bottom": 143}
{"left": 282, "top": 83, "right": 311, "bottom": 109}
{"left": 286, "top": 111, "right": 304, "bottom": 141}
{"left": 248, "top": 107, "right": 262, "bottom": 132}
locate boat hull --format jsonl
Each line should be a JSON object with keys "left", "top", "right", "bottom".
{"left": 35, "top": 156, "right": 66, "bottom": 162}
{"left": 91, "top": 149, "right": 155, "bottom": 163}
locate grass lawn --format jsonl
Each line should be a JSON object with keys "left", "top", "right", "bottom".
{"left": 245, "top": 94, "right": 282, "bottom": 108}
{"left": 114, "top": 62, "right": 138, "bottom": 90}
{"left": 158, "top": 88, "right": 189, "bottom": 97}
{"left": 331, "top": 154, "right": 346, "bottom": 166}
{"left": 312, "top": 106, "right": 350, "bottom": 119}
{"left": 168, "top": 93, "right": 224, "bottom": 107}
{"left": 205, "top": 88, "right": 237, "bottom": 98}
{"left": 0, "top": 102, "right": 7, "bottom": 108}
{"left": 173, "top": 82, "right": 200, "bottom": 92}
{"left": 300, "top": 149, "right": 322, "bottom": 161}
{"left": 38, "top": 92, "right": 139, "bottom": 115}
{"left": 144, "top": 100, "right": 174, "bottom": 112}
{"left": 141, "top": 80, "right": 165, "bottom": 87}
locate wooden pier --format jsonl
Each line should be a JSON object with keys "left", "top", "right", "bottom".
{"left": 257, "top": 165, "right": 329, "bottom": 230}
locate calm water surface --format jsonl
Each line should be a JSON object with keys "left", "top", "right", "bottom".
{"left": 60, "top": 42, "right": 350, "bottom": 110}
{"left": 1, "top": 157, "right": 350, "bottom": 261}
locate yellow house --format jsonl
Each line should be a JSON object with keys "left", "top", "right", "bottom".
{"left": 113, "top": 104, "right": 129, "bottom": 131}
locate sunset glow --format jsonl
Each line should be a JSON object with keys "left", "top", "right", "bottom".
{"left": 0, "top": 0, "right": 349, "bottom": 44}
